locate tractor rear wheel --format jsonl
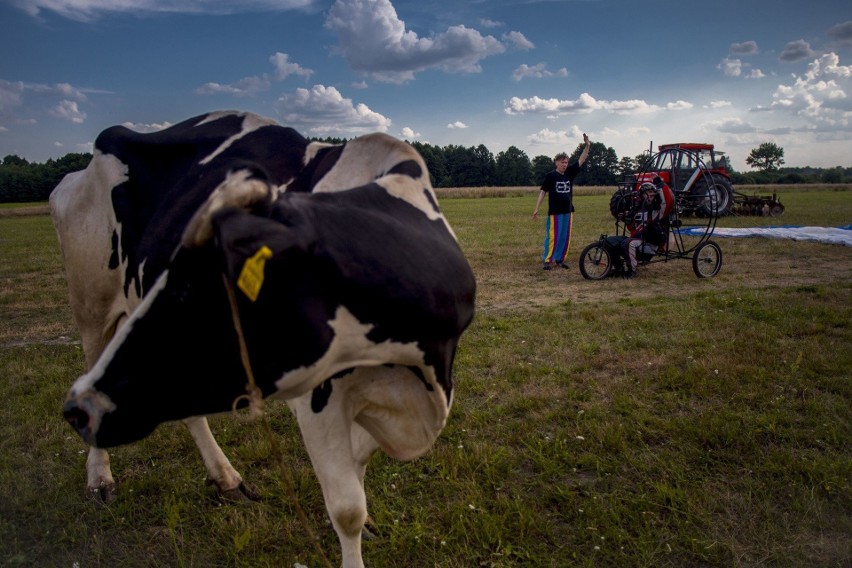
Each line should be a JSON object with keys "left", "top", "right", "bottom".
{"left": 692, "top": 175, "right": 733, "bottom": 217}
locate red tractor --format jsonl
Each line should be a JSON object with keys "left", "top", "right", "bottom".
{"left": 633, "top": 143, "right": 734, "bottom": 217}
{"left": 628, "top": 142, "right": 783, "bottom": 217}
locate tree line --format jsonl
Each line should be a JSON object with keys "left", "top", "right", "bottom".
{"left": 0, "top": 153, "right": 92, "bottom": 203}
{"left": 2, "top": 140, "right": 849, "bottom": 203}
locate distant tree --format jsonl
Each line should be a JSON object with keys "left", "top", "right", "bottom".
{"left": 52, "top": 152, "right": 91, "bottom": 172}
{"left": 438, "top": 144, "right": 495, "bottom": 187}
{"left": 821, "top": 167, "right": 845, "bottom": 183}
{"left": 310, "top": 135, "right": 349, "bottom": 145}
{"left": 532, "top": 155, "right": 553, "bottom": 185}
{"left": 0, "top": 151, "right": 87, "bottom": 202}
{"left": 635, "top": 152, "right": 652, "bottom": 170}
{"left": 746, "top": 142, "right": 785, "bottom": 171}
{"left": 617, "top": 156, "right": 635, "bottom": 180}
{"left": 777, "top": 172, "right": 806, "bottom": 184}
{"left": 471, "top": 144, "right": 496, "bottom": 187}
{"left": 3, "top": 154, "right": 29, "bottom": 167}
{"left": 410, "top": 141, "right": 447, "bottom": 187}
{"left": 574, "top": 142, "right": 618, "bottom": 185}
{"left": 0, "top": 165, "right": 38, "bottom": 202}
{"left": 442, "top": 145, "right": 475, "bottom": 187}
{"left": 494, "top": 146, "right": 532, "bottom": 186}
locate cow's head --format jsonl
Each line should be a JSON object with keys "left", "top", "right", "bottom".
{"left": 63, "top": 155, "right": 476, "bottom": 448}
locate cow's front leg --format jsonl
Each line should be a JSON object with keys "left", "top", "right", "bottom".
{"left": 288, "top": 394, "right": 378, "bottom": 568}
{"left": 184, "top": 416, "right": 257, "bottom": 501}
{"left": 85, "top": 447, "right": 116, "bottom": 503}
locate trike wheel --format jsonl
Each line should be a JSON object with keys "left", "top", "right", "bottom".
{"left": 579, "top": 241, "right": 613, "bottom": 280}
{"left": 692, "top": 240, "right": 722, "bottom": 278}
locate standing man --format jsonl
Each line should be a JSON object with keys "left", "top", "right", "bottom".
{"left": 533, "top": 133, "right": 591, "bottom": 270}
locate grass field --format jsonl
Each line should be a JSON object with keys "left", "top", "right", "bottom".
{"left": 1, "top": 187, "right": 850, "bottom": 567}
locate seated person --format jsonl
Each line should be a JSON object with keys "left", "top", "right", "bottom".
{"left": 623, "top": 183, "right": 668, "bottom": 279}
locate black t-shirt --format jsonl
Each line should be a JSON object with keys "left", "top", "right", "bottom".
{"left": 540, "top": 161, "right": 581, "bottom": 215}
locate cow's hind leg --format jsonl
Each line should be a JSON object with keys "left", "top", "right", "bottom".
{"left": 184, "top": 416, "right": 257, "bottom": 501}
{"left": 351, "top": 420, "right": 382, "bottom": 540}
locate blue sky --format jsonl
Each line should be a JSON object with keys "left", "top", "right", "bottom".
{"left": 1, "top": 0, "right": 851, "bottom": 171}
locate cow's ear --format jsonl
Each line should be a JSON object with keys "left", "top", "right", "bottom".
{"left": 182, "top": 168, "right": 273, "bottom": 247}
{"left": 211, "top": 205, "right": 314, "bottom": 301}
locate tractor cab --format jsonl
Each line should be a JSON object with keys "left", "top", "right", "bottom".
{"left": 644, "top": 143, "right": 728, "bottom": 193}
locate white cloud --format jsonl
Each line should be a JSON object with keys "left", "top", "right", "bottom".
{"left": 196, "top": 52, "right": 312, "bottom": 97}
{"left": 55, "top": 83, "right": 88, "bottom": 101}
{"left": 479, "top": 18, "right": 502, "bottom": 29}
{"left": 505, "top": 93, "right": 660, "bottom": 116}
{"left": 447, "top": 121, "right": 468, "bottom": 129}
{"left": 820, "top": 52, "right": 852, "bottom": 78}
{"left": 503, "top": 31, "right": 534, "bottom": 50}
{"left": 771, "top": 52, "right": 852, "bottom": 120}
{"left": 511, "top": 63, "right": 568, "bottom": 81}
{"left": 325, "top": 0, "right": 504, "bottom": 83}
{"left": 0, "top": 80, "right": 24, "bottom": 111}
{"left": 275, "top": 84, "right": 391, "bottom": 135}
{"left": 527, "top": 126, "right": 594, "bottom": 149}
{"left": 400, "top": 126, "right": 420, "bottom": 139}
{"left": 269, "top": 52, "right": 314, "bottom": 81}
{"left": 0, "top": 80, "right": 97, "bottom": 115}
{"left": 11, "top": 0, "right": 319, "bottom": 22}
{"left": 120, "top": 121, "right": 174, "bottom": 133}
{"left": 708, "top": 100, "right": 732, "bottom": 108}
{"left": 51, "top": 100, "right": 86, "bottom": 123}
{"left": 196, "top": 76, "right": 271, "bottom": 97}
{"left": 718, "top": 57, "right": 765, "bottom": 79}
{"left": 718, "top": 58, "right": 742, "bottom": 77}
{"left": 667, "top": 100, "right": 693, "bottom": 111}
{"left": 527, "top": 128, "right": 571, "bottom": 146}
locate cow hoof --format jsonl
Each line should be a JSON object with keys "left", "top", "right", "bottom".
{"left": 86, "top": 482, "right": 117, "bottom": 505}
{"left": 362, "top": 516, "right": 380, "bottom": 540}
{"left": 217, "top": 482, "right": 261, "bottom": 503}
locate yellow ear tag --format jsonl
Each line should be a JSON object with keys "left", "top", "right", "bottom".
{"left": 237, "top": 246, "right": 273, "bottom": 302}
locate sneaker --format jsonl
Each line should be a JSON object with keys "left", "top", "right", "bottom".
{"left": 542, "top": 263, "right": 552, "bottom": 270}
{"left": 622, "top": 269, "right": 636, "bottom": 280}
{"left": 557, "top": 263, "right": 570, "bottom": 270}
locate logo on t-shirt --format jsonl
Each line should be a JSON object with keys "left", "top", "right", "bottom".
{"left": 556, "top": 180, "right": 572, "bottom": 194}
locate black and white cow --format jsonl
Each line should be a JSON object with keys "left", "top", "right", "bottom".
{"left": 51, "top": 110, "right": 476, "bottom": 567}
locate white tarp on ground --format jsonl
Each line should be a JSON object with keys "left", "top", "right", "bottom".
{"left": 682, "top": 225, "right": 852, "bottom": 246}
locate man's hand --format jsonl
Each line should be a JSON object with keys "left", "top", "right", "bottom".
{"left": 583, "top": 133, "right": 590, "bottom": 145}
